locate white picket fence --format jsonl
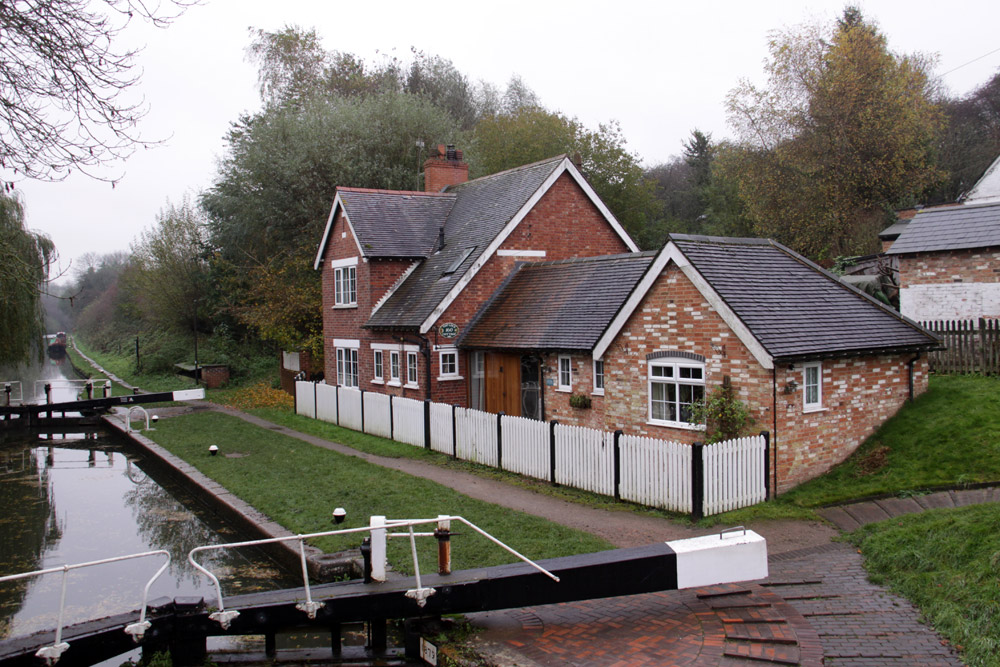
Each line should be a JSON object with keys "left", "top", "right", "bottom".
{"left": 294, "top": 381, "right": 769, "bottom": 517}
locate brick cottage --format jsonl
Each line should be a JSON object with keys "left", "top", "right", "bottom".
{"left": 315, "top": 147, "right": 939, "bottom": 491}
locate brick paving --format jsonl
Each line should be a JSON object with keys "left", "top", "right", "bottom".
{"left": 467, "top": 537, "right": 973, "bottom": 666}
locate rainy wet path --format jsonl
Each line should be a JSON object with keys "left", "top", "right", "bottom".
{"left": 0, "top": 427, "right": 297, "bottom": 641}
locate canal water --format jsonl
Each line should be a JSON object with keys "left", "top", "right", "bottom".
{"left": 0, "top": 355, "right": 297, "bottom": 641}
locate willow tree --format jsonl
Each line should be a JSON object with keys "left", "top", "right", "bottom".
{"left": 0, "top": 192, "right": 55, "bottom": 365}
{"left": 724, "top": 7, "right": 944, "bottom": 259}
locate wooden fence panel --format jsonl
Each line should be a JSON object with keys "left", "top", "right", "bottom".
{"left": 338, "top": 388, "right": 363, "bottom": 431}
{"left": 294, "top": 381, "right": 315, "bottom": 418}
{"left": 620, "top": 434, "right": 691, "bottom": 512}
{"left": 499, "top": 414, "right": 549, "bottom": 480}
{"left": 554, "top": 424, "right": 614, "bottom": 496}
{"left": 456, "top": 407, "right": 498, "bottom": 467}
{"left": 703, "top": 435, "right": 766, "bottom": 516}
{"left": 429, "top": 402, "right": 454, "bottom": 454}
{"left": 921, "top": 319, "right": 1000, "bottom": 375}
{"left": 393, "top": 396, "right": 425, "bottom": 447}
{"left": 315, "top": 383, "right": 338, "bottom": 423}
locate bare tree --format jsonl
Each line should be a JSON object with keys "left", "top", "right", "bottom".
{"left": 0, "top": 0, "right": 196, "bottom": 184}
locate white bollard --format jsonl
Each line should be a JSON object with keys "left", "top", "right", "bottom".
{"left": 370, "top": 515, "right": 387, "bottom": 582}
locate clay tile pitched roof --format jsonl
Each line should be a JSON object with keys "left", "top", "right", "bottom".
{"left": 459, "top": 252, "right": 657, "bottom": 351}
{"left": 671, "top": 235, "right": 938, "bottom": 361}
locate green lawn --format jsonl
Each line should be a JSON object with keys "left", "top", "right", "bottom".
{"left": 146, "top": 410, "right": 612, "bottom": 573}
{"left": 851, "top": 504, "right": 1000, "bottom": 667}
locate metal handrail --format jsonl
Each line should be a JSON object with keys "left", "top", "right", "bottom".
{"left": 188, "top": 515, "right": 560, "bottom": 629}
{"left": 0, "top": 550, "right": 171, "bottom": 663}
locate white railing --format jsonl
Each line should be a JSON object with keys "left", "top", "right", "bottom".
{"left": 0, "top": 550, "right": 171, "bottom": 662}
{"left": 292, "top": 381, "right": 768, "bottom": 517}
{"left": 703, "top": 434, "right": 768, "bottom": 516}
{"left": 621, "top": 434, "right": 692, "bottom": 513}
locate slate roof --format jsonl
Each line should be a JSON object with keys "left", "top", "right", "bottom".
{"left": 338, "top": 189, "right": 455, "bottom": 257}
{"left": 885, "top": 201, "right": 1000, "bottom": 255}
{"left": 671, "top": 235, "right": 938, "bottom": 361}
{"left": 365, "top": 156, "right": 570, "bottom": 329}
{"left": 459, "top": 252, "right": 657, "bottom": 351}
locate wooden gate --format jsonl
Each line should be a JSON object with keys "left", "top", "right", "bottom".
{"left": 484, "top": 352, "right": 521, "bottom": 416}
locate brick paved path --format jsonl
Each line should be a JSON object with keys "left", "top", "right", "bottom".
{"left": 468, "top": 541, "right": 966, "bottom": 666}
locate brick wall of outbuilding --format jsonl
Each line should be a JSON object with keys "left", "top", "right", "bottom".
{"left": 897, "top": 247, "right": 1000, "bottom": 320}
{"left": 543, "top": 262, "right": 929, "bottom": 493}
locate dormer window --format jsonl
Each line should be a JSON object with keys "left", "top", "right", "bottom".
{"left": 444, "top": 246, "right": 476, "bottom": 276}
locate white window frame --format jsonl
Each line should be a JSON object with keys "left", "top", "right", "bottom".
{"left": 389, "top": 351, "right": 401, "bottom": 386}
{"left": 336, "top": 347, "right": 359, "bottom": 388}
{"left": 438, "top": 347, "right": 460, "bottom": 381}
{"left": 593, "top": 359, "right": 605, "bottom": 396}
{"left": 557, "top": 355, "right": 572, "bottom": 392}
{"left": 372, "top": 349, "right": 384, "bottom": 384}
{"left": 803, "top": 362, "right": 823, "bottom": 412}
{"left": 331, "top": 257, "right": 358, "bottom": 308}
{"left": 406, "top": 351, "right": 419, "bottom": 388}
{"left": 647, "top": 358, "right": 705, "bottom": 429}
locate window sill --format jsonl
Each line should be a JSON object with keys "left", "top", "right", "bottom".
{"left": 404, "top": 383, "right": 419, "bottom": 390}
{"left": 803, "top": 406, "right": 829, "bottom": 414}
{"left": 556, "top": 387, "right": 572, "bottom": 393}
{"left": 592, "top": 389, "right": 605, "bottom": 396}
{"left": 371, "top": 379, "right": 384, "bottom": 385}
{"left": 333, "top": 304, "right": 358, "bottom": 310}
{"left": 646, "top": 420, "right": 706, "bottom": 432}
{"left": 437, "top": 375, "right": 464, "bottom": 382}
{"left": 387, "top": 381, "right": 401, "bottom": 387}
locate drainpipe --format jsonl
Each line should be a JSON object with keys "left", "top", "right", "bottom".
{"left": 907, "top": 353, "right": 921, "bottom": 402}
{"left": 772, "top": 367, "right": 778, "bottom": 497}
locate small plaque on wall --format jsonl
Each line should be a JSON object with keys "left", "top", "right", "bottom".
{"left": 439, "top": 323, "right": 459, "bottom": 338}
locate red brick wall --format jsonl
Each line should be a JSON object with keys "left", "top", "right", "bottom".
{"left": 898, "top": 247, "right": 1000, "bottom": 287}
{"left": 571, "top": 262, "right": 928, "bottom": 492}
{"left": 429, "top": 171, "right": 632, "bottom": 406}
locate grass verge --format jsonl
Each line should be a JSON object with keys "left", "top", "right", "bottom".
{"left": 850, "top": 504, "right": 1000, "bottom": 667}
{"left": 146, "top": 410, "right": 612, "bottom": 573}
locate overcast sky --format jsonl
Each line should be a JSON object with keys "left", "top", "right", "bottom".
{"left": 16, "top": 0, "right": 1000, "bottom": 281}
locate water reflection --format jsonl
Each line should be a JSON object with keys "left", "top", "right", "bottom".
{"left": 0, "top": 433, "right": 295, "bottom": 639}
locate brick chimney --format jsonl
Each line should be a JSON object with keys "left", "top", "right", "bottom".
{"left": 423, "top": 144, "right": 469, "bottom": 192}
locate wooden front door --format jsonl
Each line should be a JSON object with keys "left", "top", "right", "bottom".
{"left": 484, "top": 352, "right": 522, "bottom": 416}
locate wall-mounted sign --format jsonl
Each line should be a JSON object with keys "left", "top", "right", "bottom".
{"left": 439, "top": 323, "right": 459, "bottom": 338}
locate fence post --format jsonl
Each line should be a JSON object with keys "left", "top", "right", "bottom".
{"left": 451, "top": 404, "right": 458, "bottom": 459}
{"left": 761, "top": 430, "right": 771, "bottom": 501}
{"left": 360, "top": 389, "right": 365, "bottom": 433}
{"left": 313, "top": 380, "right": 318, "bottom": 419}
{"left": 613, "top": 430, "right": 623, "bottom": 501}
{"left": 691, "top": 442, "right": 705, "bottom": 521}
{"left": 389, "top": 395, "right": 394, "bottom": 441}
{"left": 423, "top": 399, "right": 432, "bottom": 450}
{"left": 335, "top": 386, "right": 340, "bottom": 426}
{"left": 497, "top": 411, "right": 504, "bottom": 470}
{"left": 549, "top": 420, "right": 559, "bottom": 486}
{"left": 981, "top": 318, "right": 987, "bottom": 375}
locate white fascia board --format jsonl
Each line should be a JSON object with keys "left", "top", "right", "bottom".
{"left": 370, "top": 342, "right": 420, "bottom": 352}
{"left": 419, "top": 157, "right": 634, "bottom": 333}
{"left": 330, "top": 256, "right": 358, "bottom": 268}
{"left": 313, "top": 193, "right": 365, "bottom": 270}
{"left": 563, "top": 158, "right": 640, "bottom": 252}
{"left": 592, "top": 242, "right": 774, "bottom": 370}
{"left": 333, "top": 338, "right": 360, "bottom": 348}
{"left": 497, "top": 249, "right": 547, "bottom": 257}
{"left": 370, "top": 260, "right": 421, "bottom": 318}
